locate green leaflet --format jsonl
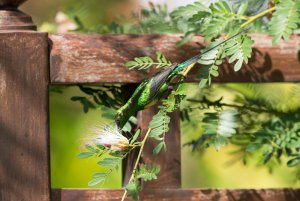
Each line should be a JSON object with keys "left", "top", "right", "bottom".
{"left": 176, "top": 31, "right": 196, "bottom": 46}
{"left": 203, "top": 16, "right": 235, "bottom": 41}
{"left": 130, "top": 129, "right": 141, "bottom": 144}
{"left": 198, "top": 39, "right": 224, "bottom": 87}
{"left": 287, "top": 154, "right": 300, "bottom": 167}
{"left": 88, "top": 177, "right": 105, "bottom": 186}
{"left": 246, "top": 143, "right": 262, "bottom": 153}
{"left": 201, "top": 1, "right": 246, "bottom": 41}
{"left": 92, "top": 172, "right": 109, "bottom": 178}
{"left": 156, "top": 51, "right": 172, "bottom": 68}
{"left": 77, "top": 152, "right": 94, "bottom": 159}
{"left": 78, "top": 146, "right": 124, "bottom": 187}
{"left": 149, "top": 112, "right": 170, "bottom": 142}
{"left": 224, "top": 34, "right": 254, "bottom": 71}
{"left": 269, "top": 0, "right": 300, "bottom": 44}
{"left": 125, "top": 180, "right": 141, "bottom": 201}
{"left": 287, "top": 158, "right": 300, "bottom": 167}
{"left": 153, "top": 141, "right": 166, "bottom": 155}
{"left": 170, "top": 1, "right": 209, "bottom": 20}
{"left": 98, "top": 157, "right": 120, "bottom": 168}
{"left": 135, "top": 163, "right": 160, "bottom": 181}
{"left": 147, "top": 83, "right": 187, "bottom": 154}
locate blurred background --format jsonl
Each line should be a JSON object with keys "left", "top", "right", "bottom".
{"left": 20, "top": 0, "right": 300, "bottom": 188}
{"left": 49, "top": 83, "right": 300, "bottom": 188}
{"left": 20, "top": 0, "right": 197, "bottom": 28}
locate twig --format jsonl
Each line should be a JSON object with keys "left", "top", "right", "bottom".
{"left": 121, "top": 128, "right": 152, "bottom": 201}
{"left": 241, "top": 6, "right": 276, "bottom": 28}
{"left": 186, "top": 98, "right": 284, "bottom": 115}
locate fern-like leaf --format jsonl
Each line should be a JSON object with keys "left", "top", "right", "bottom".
{"left": 148, "top": 112, "right": 170, "bottom": 141}
{"left": 202, "top": 1, "right": 233, "bottom": 40}
{"left": 156, "top": 51, "right": 172, "bottom": 68}
{"left": 200, "top": 1, "right": 246, "bottom": 40}
{"left": 269, "top": 0, "right": 300, "bottom": 44}
{"left": 224, "top": 34, "right": 254, "bottom": 71}
{"left": 198, "top": 38, "right": 225, "bottom": 87}
{"left": 125, "top": 52, "right": 172, "bottom": 70}
{"left": 170, "top": 1, "right": 209, "bottom": 20}
{"left": 125, "top": 180, "right": 141, "bottom": 201}
{"left": 135, "top": 163, "right": 160, "bottom": 181}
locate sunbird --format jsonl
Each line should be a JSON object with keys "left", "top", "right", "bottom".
{"left": 115, "top": 30, "right": 248, "bottom": 129}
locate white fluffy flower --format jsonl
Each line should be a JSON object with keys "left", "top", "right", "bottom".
{"left": 217, "top": 110, "right": 238, "bottom": 137}
{"left": 55, "top": 11, "right": 77, "bottom": 33}
{"left": 90, "top": 124, "right": 130, "bottom": 151}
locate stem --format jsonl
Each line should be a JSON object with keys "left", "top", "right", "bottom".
{"left": 240, "top": 6, "right": 276, "bottom": 28}
{"left": 121, "top": 128, "right": 152, "bottom": 201}
{"left": 186, "top": 98, "right": 284, "bottom": 115}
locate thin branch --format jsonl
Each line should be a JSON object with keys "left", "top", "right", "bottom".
{"left": 241, "top": 6, "right": 276, "bottom": 28}
{"left": 121, "top": 128, "right": 152, "bottom": 201}
{"left": 186, "top": 98, "right": 284, "bottom": 115}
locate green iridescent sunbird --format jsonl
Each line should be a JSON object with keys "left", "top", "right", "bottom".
{"left": 115, "top": 30, "right": 248, "bottom": 129}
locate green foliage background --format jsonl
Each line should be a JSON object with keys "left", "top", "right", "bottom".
{"left": 50, "top": 84, "right": 300, "bottom": 188}
{"left": 181, "top": 83, "right": 300, "bottom": 188}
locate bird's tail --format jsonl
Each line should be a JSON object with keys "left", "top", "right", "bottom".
{"left": 167, "top": 28, "right": 250, "bottom": 80}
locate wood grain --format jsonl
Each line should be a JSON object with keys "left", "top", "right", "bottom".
{"left": 51, "top": 188, "right": 300, "bottom": 201}
{"left": 0, "top": 32, "right": 50, "bottom": 201}
{"left": 49, "top": 34, "right": 300, "bottom": 84}
{"left": 138, "top": 107, "right": 181, "bottom": 188}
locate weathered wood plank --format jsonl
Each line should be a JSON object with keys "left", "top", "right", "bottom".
{"left": 121, "top": 106, "right": 181, "bottom": 188}
{"left": 49, "top": 34, "right": 300, "bottom": 84}
{"left": 51, "top": 188, "right": 300, "bottom": 201}
{"left": 138, "top": 107, "right": 181, "bottom": 188}
{"left": 0, "top": 32, "right": 50, "bottom": 201}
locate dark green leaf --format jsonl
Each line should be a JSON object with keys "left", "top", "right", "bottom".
{"left": 130, "top": 129, "right": 141, "bottom": 144}
{"left": 92, "top": 172, "right": 108, "bottom": 178}
{"left": 88, "top": 177, "right": 105, "bottom": 186}
{"left": 77, "top": 152, "right": 94, "bottom": 159}
{"left": 98, "top": 157, "right": 120, "bottom": 168}
{"left": 199, "top": 78, "right": 208, "bottom": 88}
{"left": 153, "top": 142, "right": 165, "bottom": 155}
{"left": 246, "top": 143, "right": 262, "bottom": 153}
{"left": 287, "top": 158, "right": 300, "bottom": 167}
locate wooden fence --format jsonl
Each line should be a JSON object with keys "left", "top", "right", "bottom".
{"left": 1, "top": 1, "right": 300, "bottom": 200}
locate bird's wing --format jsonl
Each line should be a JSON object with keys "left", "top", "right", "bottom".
{"left": 146, "top": 64, "right": 176, "bottom": 105}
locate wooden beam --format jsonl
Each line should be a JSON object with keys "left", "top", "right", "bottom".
{"left": 49, "top": 34, "right": 300, "bottom": 84}
{"left": 0, "top": 32, "right": 50, "bottom": 201}
{"left": 51, "top": 188, "right": 300, "bottom": 201}
{"left": 121, "top": 106, "right": 180, "bottom": 188}
{"left": 138, "top": 107, "right": 181, "bottom": 188}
